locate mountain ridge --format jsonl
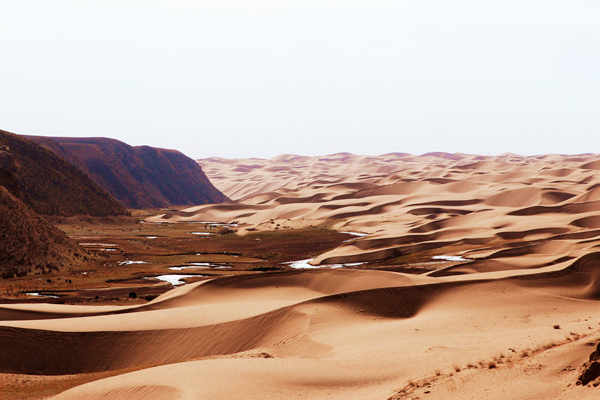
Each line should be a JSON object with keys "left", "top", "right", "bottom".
{"left": 0, "top": 130, "right": 129, "bottom": 217}
{"left": 29, "top": 136, "right": 229, "bottom": 209}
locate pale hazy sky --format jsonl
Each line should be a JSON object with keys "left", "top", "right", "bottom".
{"left": 1, "top": 0, "right": 599, "bottom": 159}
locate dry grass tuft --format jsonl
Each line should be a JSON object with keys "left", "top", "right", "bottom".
{"left": 542, "top": 341, "right": 557, "bottom": 351}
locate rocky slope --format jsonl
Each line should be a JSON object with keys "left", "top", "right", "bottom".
{"left": 29, "top": 136, "right": 229, "bottom": 209}
{"left": 0, "top": 185, "right": 85, "bottom": 277}
{"left": 0, "top": 130, "right": 129, "bottom": 217}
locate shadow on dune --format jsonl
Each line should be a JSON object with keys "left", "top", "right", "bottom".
{"left": 515, "top": 251, "right": 600, "bottom": 300}
{"left": 0, "top": 307, "right": 314, "bottom": 375}
{"left": 0, "top": 272, "right": 470, "bottom": 375}
{"left": 4, "top": 252, "right": 600, "bottom": 376}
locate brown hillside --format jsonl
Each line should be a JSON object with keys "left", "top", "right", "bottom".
{"left": 0, "top": 130, "right": 129, "bottom": 217}
{"left": 28, "top": 136, "right": 230, "bottom": 209}
{"left": 0, "top": 185, "right": 85, "bottom": 277}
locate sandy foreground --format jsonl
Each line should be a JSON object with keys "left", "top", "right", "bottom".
{"left": 4, "top": 152, "right": 600, "bottom": 399}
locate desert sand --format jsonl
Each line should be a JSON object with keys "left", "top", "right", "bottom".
{"left": 4, "top": 152, "right": 600, "bottom": 399}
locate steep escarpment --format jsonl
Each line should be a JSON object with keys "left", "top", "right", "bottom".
{"left": 28, "top": 136, "right": 229, "bottom": 209}
{"left": 0, "top": 130, "right": 129, "bottom": 217}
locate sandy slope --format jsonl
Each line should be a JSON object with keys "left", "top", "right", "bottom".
{"left": 5, "top": 255, "right": 598, "bottom": 399}
{"left": 4, "top": 152, "right": 600, "bottom": 398}
{"left": 192, "top": 153, "right": 600, "bottom": 270}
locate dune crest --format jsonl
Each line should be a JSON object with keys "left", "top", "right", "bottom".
{"left": 161, "top": 152, "right": 600, "bottom": 272}
{"left": 5, "top": 151, "right": 600, "bottom": 399}
{"left": 41, "top": 254, "right": 600, "bottom": 399}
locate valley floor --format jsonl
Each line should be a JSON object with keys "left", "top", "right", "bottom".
{"left": 1, "top": 217, "right": 600, "bottom": 399}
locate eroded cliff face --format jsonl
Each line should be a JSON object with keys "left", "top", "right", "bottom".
{"left": 28, "top": 136, "right": 229, "bottom": 209}
{"left": 0, "top": 130, "right": 129, "bottom": 217}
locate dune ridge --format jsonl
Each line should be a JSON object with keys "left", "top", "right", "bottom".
{"left": 3, "top": 251, "right": 596, "bottom": 399}
{"left": 172, "top": 153, "right": 600, "bottom": 271}
{"left": 5, "top": 152, "right": 600, "bottom": 399}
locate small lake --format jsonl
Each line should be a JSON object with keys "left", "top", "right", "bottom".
{"left": 187, "top": 221, "right": 238, "bottom": 227}
{"left": 78, "top": 243, "right": 118, "bottom": 247}
{"left": 169, "top": 263, "right": 232, "bottom": 270}
{"left": 340, "top": 231, "right": 369, "bottom": 237}
{"left": 431, "top": 255, "right": 471, "bottom": 262}
{"left": 26, "top": 292, "right": 59, "bottom": 298}
{"left": 147, "top": 275, "right": 206, "bottom": 286}
{"left": 285, "top": 259, "right": 365, "bottom": 269}
{"left": 117, "top": 261, "right": 149, "bottom": 266}
{"left": 340, "top": 231, "right": 369, "bottom": 242}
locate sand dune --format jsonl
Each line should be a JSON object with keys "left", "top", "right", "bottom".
{"left": 178, "top": 153, "right": 600, "bottom": 273}
{"left": 5, "top": 152, "right": 600, "bottom": 398}
{"left": 17, "top": 255, "right": 597, "bottom": 399}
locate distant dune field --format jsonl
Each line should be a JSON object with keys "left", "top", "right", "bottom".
{"left": 192, "top": 152, "right": 600, "bottom": 270}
